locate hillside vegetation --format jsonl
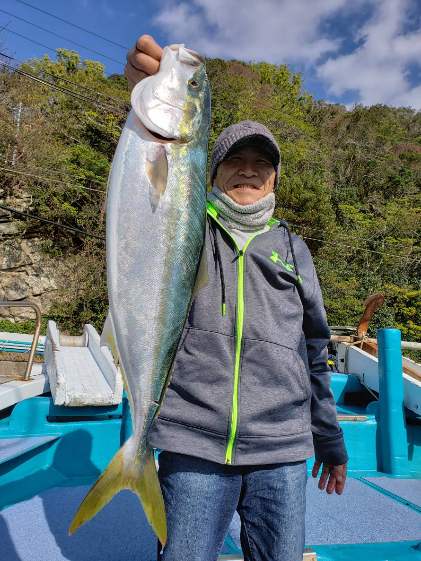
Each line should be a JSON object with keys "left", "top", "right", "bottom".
{"left": 0, "top": 49, "right": 419, "bottom": 351}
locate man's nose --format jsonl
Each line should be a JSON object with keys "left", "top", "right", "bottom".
{"left": 238, "top": 163, "right": 257, "bottom": 176}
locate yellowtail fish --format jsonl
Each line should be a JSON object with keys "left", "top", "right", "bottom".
{"left": 68, "top": 44, "right": 211, "bottom": 545}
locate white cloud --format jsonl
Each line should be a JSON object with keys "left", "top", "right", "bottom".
{"left": 153, "top": 0, "right": 352, "bottom": 65}
{"left": 316, "top": 0, "right": 421, "bottom": 109}
{"left": 153, "top": 0, "right": 421, "bottom": 109}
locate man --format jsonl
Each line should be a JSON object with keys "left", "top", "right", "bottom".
{"left": 125, "top": 35, "right": 348, "bottom": 561}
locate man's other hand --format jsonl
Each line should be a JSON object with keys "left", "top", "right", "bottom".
{"left": 125, "top": 34, "right": 163, "bottom": 90}
{"left": 312, "top": 460, "right": 347, "bottom": 494}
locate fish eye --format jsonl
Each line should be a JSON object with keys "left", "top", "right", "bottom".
{"left": 188, "top": 79, "right": 200, "bottom": 89}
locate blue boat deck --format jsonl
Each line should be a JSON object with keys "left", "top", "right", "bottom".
{"left": 1, "top": 327, "right": 421, "bottom": 561}
{"left": 1, "top": 474, "right": 421, "bottom": 561}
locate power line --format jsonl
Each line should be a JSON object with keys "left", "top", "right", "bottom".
{"left": 12, "top": 0, "right": 129, "bottom": 50}
{"left": 1, "top": 158, "right": 107, "bottom": 187}
{"left": 298, "top": 233, "right": 419, "bottom": 261}
{"left": 1, "top": 201, "right": 419, "bottom": 263}
{"left": 0, "top": 158, "right": 418, "bottom": 257}
{"left": 1, "top": 56, "right": 109, "bottom": 108}
{"left": 0, "top": 19, "right": 11, "bottom": 34}
{"left": 4, "top": 162, "right": 418, "bottom": 254}
{"left": 0, "top": 8, "right": 124, "bottom": 66}
{"left": 281, "top": 218, "right": 419, "bottom": 251}
{"left": 0, "top": 203, "right": 105, "bottom": 240}
{"left": 0, "top": 166, "right": 107, "bottom": 193}
{"left": 2, "top": 27, "right": 68, "bottom": 59}
{"left": 1, "top": 102, "right": 88, "bottom": 149}
{"left": 1, "top": 97, "right": 119, "bottom": 153}
{"left": 0, "top": 154, "right": 108, "bottom": 186}
{"left": 0, "top": 58, "right": 125, "bottom": 115}
{"left": 0, "top": 51, "right": 128, "bottom": 108}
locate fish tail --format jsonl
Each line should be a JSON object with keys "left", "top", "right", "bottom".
{"left": 68, "top": 437, "right": 167, "bottom": 545}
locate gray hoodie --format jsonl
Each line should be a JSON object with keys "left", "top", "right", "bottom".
{"left": 148, "top": 200, "right": 349, "bottom": 466}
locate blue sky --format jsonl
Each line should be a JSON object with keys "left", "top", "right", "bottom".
{"left": 1, "top": 0, "right": 420, "bottom": 109}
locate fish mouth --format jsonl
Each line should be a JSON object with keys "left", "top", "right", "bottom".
{"left": 142, "top": 121, "right": 190, "bottom": 145}
{"left": 133, "top": 108, "right": 191, "bottom": 144}
{"left": 136, "top": 116, "right": 178, "bottom": 143}
{"left": 146, "top": 127, "right": 177, "bottom": 142}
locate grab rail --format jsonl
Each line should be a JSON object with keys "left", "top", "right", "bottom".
{"left": 0, "top": 300, "right": 42, "bottom": 380}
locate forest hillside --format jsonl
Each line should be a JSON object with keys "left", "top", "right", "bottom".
{"left": 0, "top": 49, "right": 419, "bottom": 355}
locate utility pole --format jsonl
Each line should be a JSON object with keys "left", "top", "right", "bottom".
{"left": 11, "top": 101, "right": 22, "bottom": 167}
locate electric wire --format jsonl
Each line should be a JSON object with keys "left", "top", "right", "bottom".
{"left": 13, "top": 0, "right": 129, "bottom": 50}
{"left": 274, "top": 215, "right": 420, "bottom": 252}
{"left": 0, "top": 39, "right": 417, "bottom": 258}
{"left": 0, "top": 58, "right": 125, "bottom": 115}
{"left": 0, "top": 155, "right": 107, "bottom": 187}
{"left": 0, "top": 8, "right": 124, "bottom": 65}
{"left": 0, "top": 203, "right": 105, "bottom": 240}
{"left": 297, "top": 233, "right": 419, "bottom": 261}
{"left": 1, "top": 156, "right": 418, "bottom": 256}
{"left": 0, "top": 51, "right": 128, "bottom": 108}
{"left": 0, "top": 57, "right": 117, "bottom": 111}
{"left": 0, "top": 112, "right": 417, "bottom": 256}
{"left": 1, "top": 201, "right": 419, "bottom": 264}
{"left": 1, "top": 106, "right": 93, "bottom": 149}
{"left": 2, "top": 27, "right": 71, "bottom": 59}
{"left": 0, "top": 166, "right": 106, "bottom": 193}
{"left": 0, "top": 162, "right": 418, "bottom": 258}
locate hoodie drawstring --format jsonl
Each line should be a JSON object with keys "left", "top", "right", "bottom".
{"left": 207, "top": 214, "right": 302, "bottom": 317}
{"left": 207, "top": 215, "right": 227, "bottom": 315}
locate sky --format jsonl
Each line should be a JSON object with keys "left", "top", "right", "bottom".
{"left": 0, "top": 0, "right": 420, "bottom": 110}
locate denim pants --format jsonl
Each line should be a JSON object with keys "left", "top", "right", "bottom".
{"left": 157, "top": 451, "right": 308, "bottom": 561}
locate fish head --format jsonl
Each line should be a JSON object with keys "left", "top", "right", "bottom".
{"left": 131, "top": 44, "right": 209, "bottom": 143}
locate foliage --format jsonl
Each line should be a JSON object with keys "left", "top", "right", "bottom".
{"left": 0, "top": 318, "right": 49, "bottom": 335}
{"left": 0, "top": 48, "right": 419, "bottom": 347}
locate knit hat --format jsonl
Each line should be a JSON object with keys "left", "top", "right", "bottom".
{"left": 210, "top": 120, "right": 281, "bottom": 187}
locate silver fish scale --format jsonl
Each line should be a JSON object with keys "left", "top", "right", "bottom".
{"left": 106, "top": 108, "right": 208, "bottom": 448}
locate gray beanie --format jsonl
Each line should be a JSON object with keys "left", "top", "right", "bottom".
{"left": 210, "top": 120, "right": 281, "bottom": 187}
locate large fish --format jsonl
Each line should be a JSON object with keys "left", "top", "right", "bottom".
{"left": 68, "top": 44, "right": 211, "bottom": 545}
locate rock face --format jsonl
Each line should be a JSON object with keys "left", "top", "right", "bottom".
{"left": 0, "top": 237, "right": 62, "bottom": 321}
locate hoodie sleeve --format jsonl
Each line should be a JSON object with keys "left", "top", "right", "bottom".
{"left": 301, "top": 249, "right": 349, "bottom": 466}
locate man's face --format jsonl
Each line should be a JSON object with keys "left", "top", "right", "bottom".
{"left": 214, "top": 145, "right": 276, "bottom": 205}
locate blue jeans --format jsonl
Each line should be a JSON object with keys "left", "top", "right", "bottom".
{"left": 157, "top": 451, "right": 308, "bottom": 561}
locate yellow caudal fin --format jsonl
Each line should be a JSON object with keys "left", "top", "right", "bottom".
{"left": 68, "top": 437, "right": 167, "bottom": 545}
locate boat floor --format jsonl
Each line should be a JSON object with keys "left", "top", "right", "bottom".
{"left": 1, "top": 474, "right": 420, "bottom": 561}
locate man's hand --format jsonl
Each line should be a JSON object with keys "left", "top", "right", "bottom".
{"left": 312, "top": 460, "right": 347, "bottom": 494}
{"left": 125, "top": 34, "right": 163, "bottom": 90}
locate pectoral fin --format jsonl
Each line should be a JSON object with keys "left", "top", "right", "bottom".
{"left": 146, "top": 144, "right": 168, "bottom": 211}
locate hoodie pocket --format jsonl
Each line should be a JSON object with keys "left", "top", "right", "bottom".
{"left": 156, "top": 327, "right": 234, "bottom": 436}
{"left": 293, "top": 349, "right": 311, "bottom": 401}
{"left": 238, "top": 338, "right": 311, "bottom": 437}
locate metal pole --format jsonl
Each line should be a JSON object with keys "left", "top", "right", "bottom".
{"left": 377, "top": 328, "right": 409, "bottom": 476}
{"left": 0, "top": 300, "right": 42, "bottom": 380}
{"left": 11, "top": 102, "right": 22, "bottom": 167}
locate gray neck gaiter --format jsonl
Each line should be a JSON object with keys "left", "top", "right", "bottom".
{"left": 207, "top": 185, "right": 275, "bottom": 232}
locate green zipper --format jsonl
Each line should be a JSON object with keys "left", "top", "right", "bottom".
{"left": 206, "top": 201, "right": 262, "bottom": 464}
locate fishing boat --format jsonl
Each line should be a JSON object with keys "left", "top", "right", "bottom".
{"left": 0, "top": 297, "right": 420, "bottom": 561}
